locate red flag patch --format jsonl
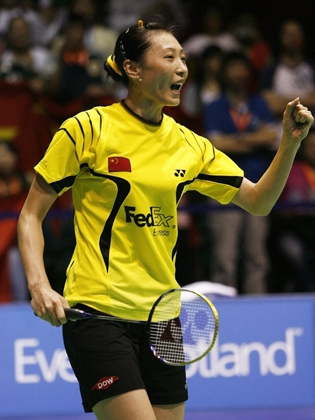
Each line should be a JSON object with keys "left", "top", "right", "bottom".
{"left": 92, "top": 376, "right": 119, "bottom": 390}
{"left": 108, "top": 156, "right": 131, "bottom": 172}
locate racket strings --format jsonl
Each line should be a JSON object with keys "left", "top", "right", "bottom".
{"left": 149, "top": 290, "right": 218, "bottom": 365}
{"left": 150, "top": 318, "right": 185, "bottom": 364}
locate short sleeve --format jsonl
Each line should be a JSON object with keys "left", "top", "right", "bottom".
{"left": 34, "top": 112, "right": 91, "bottom": 195}
{"left": 188, "top": 139, "right": 244, "bottom": 204}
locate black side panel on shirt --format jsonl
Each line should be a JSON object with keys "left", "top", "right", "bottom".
{"left": 90, "top": 170, "right": 131, "bottom": 271}
{"left": 197, "top": 174, "right": 243, "bottom": 188}
{"left": 50, "top": 175, "right": 77, "bottom": 193}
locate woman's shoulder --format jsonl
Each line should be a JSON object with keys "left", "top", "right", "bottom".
{"left": 67, "top": 102, "right": 121, "bottom": 125}
{"left": 169, "top": 118, "right": 210, "bottom": 152}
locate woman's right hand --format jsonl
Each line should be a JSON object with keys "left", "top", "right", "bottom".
{"left": 31, "top": 282, "right": 69, "bottom": 327}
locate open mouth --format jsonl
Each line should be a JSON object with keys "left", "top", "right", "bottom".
{"left": 170, "top": 83, "right": 182, "bottom": 92}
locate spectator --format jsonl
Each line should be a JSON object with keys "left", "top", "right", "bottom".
{"left": 0, "top": 15, "right": 53, "bottom": 93}
{"left": 0, "top": 141, "right": 30, "bottom": 301}
{"left": 31, "top": 0, "right": 68, "bottom": 48}
{"left": 268, "top": 130, "right": 315, "bottom": 293}
{"left": 0, "top": 0, "right": 38, "bottom": 38}
{"left": 231, "top": 12, "right": 272, "bottom": 92}
{"left": 0, "top": 13, "right": 56, "bottom": 183}
{"left": 194, "top": 45, "right": 224, "bottom": 108}
{"left": 182, "top": 5, "right": 239, "bottom": 59}
{"left": 105, "top": 0, "right": 187, "bottom": 37}
{"left": 48, "top": 16, "right": 114, "bottom": 105}
{"left": 260, "top": 19, "right": 315, "bottom": 142}
{"left": 204, "top": 52, "right": 277, "bottom": 294}
{"left": 53, "top": 0, "right": 118, "bottom": 63}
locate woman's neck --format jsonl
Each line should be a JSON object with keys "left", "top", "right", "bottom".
{"left": 124, "top": 96, "right": 163, "bottom": 124}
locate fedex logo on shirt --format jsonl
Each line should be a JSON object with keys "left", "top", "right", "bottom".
{"left": 124, "top": 206, "right": 174, "bottom": 229}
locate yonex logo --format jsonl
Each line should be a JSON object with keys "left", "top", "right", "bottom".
{"left": 125, "top": 206, "right": 173, "bottom": 227}
{"left": 92, "top": 376, "right": 119, "bottom": 390}
{"left": 174, "top": 169, "right": 186, "bottom": 177}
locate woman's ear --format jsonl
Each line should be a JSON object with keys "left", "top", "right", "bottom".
{"left": 123, "top": 59, "right": 142, "bottom": 82}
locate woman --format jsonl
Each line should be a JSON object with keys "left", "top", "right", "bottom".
{"left": 17, "top": 19, "right": 313, "bottom": 420}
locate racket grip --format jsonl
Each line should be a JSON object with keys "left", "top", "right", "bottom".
{"left": 33, "top": 308, "right": 84, "bottom": 321}
{"left": 64, "top": 307, "right": 86, "bottom": 321}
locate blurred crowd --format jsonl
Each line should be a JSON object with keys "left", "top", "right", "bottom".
{"left": 1, "top": 0, "right": 315, "bottom": 302}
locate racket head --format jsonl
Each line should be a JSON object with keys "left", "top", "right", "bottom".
{"left": 147, "top": 288, "right": 219, "bottom": 366}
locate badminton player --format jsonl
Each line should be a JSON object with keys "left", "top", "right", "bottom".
{"left": 17, "top": 18, "right": 313, "bottom": 420}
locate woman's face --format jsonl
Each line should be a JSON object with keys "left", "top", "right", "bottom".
{"left": 137, "top": 31, "right": 188, "bottom": 107}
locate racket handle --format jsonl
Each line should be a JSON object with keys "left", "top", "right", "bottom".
{"left": 33, "top": 308, "right": 86, "bottom": 321}
{"left": 64, "top": 307, "right": 89, "bottom": 321}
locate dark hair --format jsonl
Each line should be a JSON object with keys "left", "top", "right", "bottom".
{"left": 201, "top": 45, "right": 223, "bottom": 61}
{"left": 221, "top": 51, "right": 251, "bottom": 73}
{"left": 219, "top": 51, "right": 252, "bottom": 91}
{"left": 104, "top": 17, "right": 177, "bottom": 86}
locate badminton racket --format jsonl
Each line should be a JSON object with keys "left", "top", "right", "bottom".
{"left": 64, "top": 288, "right": 219, "bottom": 366}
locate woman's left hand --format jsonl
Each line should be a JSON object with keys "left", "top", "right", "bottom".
{"left": 282, "top": 97, "right": 314, "bottom": 145}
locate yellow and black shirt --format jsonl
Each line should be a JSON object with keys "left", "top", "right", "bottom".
{"left": 35, "top": 101, "right": 243, "bottom": 320}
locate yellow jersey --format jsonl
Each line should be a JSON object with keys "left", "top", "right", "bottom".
{"left": 35, "top": 101, "right": 243, "bottom": 320}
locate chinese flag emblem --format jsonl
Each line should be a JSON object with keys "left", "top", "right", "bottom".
{"left": 108, "top": 156, "right": 131, "bottom": 172}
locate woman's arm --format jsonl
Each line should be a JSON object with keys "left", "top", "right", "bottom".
{"left": 232, "top": 98, "right": 314, "bottom": 215}
{"left": 17, "top": 173, "right": 70, "bottom": 326}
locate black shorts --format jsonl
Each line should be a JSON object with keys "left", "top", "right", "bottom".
{"left": 62, "top": 305, "right": 188, "bottom": 412}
